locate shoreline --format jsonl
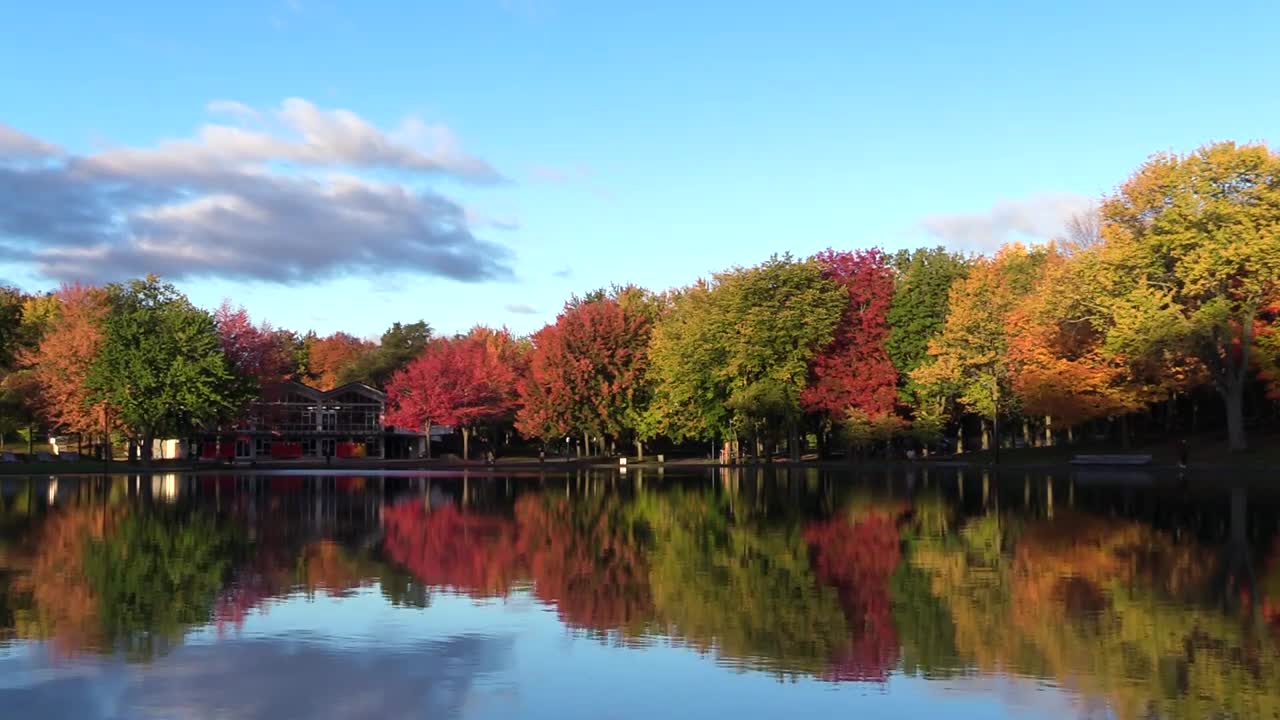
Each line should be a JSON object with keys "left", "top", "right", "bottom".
{"left": 0, "top": 453, "right": 1255, "bottom": 476}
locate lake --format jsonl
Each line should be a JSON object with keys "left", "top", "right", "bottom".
{"left": 1, "top": 467, "right": 1278, "bottom": 719}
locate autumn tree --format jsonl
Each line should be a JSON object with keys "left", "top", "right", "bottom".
{"left": 1098, "top": 141, "right": 1280, "bottom": 451}
{"left": 24, "top": 285, "right": 112, "bottom": 447}
{"left": 384, "top": 328, "right": 520, "bottom": 460}
{"left": 306, "top": 331, "right": 377, "bottom": 390}
{"left": 802, "top": 249, "right": 898, "bottom": 453}
{"left": 517, "top": 286, "right": 660, "bottom": 457}
{"left": 1005, "top": 245, "right": 1149, "bottom": 443}
{"left": 912, "top": 244, "right": 1045, "bottom": 451}
{"left": 86, "top": 277, "right": 245, "bottom": 462}
{"left": 214, "top": 302, "right": 297, "bottom": 418}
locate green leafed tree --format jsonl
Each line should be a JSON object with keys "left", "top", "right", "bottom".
{"left": 87, "top": 277, "right": 246, "bottom": 461}
{"left": 886, "top": 248, "right": 970, "bottom": 400}
{"left": 337, "top": 320, "right": 434, "bottom": 389}
{"left": 648, "top": 255, "right": 845, "bottom": 457}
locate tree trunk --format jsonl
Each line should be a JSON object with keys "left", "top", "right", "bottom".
{"left": 1044, "top": 415, "right": 1054, "bottom": 448}
{"left": 956, "top": 426, "right": 965, "bottom": 455}
{"left": 582, "top": 430, "right": 590, "bottom": 458}
{"left": 1223, "top": 382, "right": 1248, "bottom": 452}
{"left": 1067, "top": 426, "right": 1075, "bottom": 445}
{"left": 980, "top": 420, "right": 991, "bottom": 451}
{"left": 141, "top": 433, "right": 154, "bottom": 466}
{"left": 424, "top": 420, "right": 432, "bottom": 459}
{"left": 788, "top": 424, "right": 801, "bottom": 462}
{"left": 1021, "top": 418, "right": 1031, "bottom": 448}
{"left": 462, "top": 427, "right": 471, "bottom": 461}
{"left": 26, "top": 424, "right": 33, "bottom": 455}
{"left": 635, "top": 439, "right": 644, "bottom": 461}
{"left": 1219, "top": 314, "right": 1253, "bottom": 452}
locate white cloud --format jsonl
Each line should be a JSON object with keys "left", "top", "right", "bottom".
{"left": 918, "top": 193, "right": 1094, "bottom": 251}
{"left": 0, "top": 100, "right": 514, "bottom": 284}
{"left": 206, "top": 99, "right": 263, "bottom": 122}
{"left": 504, "top": 302, "right": 538, "bottom": 314}
{"left": 82, "top": 98, "right": 503, "bottom": 183}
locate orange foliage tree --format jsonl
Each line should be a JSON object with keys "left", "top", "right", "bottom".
{"left": 307, "top": 332, "right": 376, "bottom": 390}
{"left": 1006, "top": 247, "right": 1147, "bottom": 434}
{"left": 26, "top": 285, "right": 113, "bottom": 440}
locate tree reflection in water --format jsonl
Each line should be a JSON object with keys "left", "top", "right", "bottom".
{"left": 3, "top": 470, "right": 1280, "bottom": 719}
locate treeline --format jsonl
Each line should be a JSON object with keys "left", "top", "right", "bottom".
{"left": 0, "top": 279, "right": 437, "bottom": 459}
{"left": 2, "top": 140, "right": 1279, "bottom": 458}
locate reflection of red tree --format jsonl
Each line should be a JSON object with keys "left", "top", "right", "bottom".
{"left": 378, "top": 496, "right": 653, "bottom": 634}
{"left": 804, "top": 513, "right": 902, "bottom": 682}
{"left": 380, "top": 501, "right": 522, "bottom": 598}
{"left": 514, "top": 495, "right": 653, "bottom": 634}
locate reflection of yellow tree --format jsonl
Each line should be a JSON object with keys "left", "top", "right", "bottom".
{"left": 641, "top": 488, "right": 850, "bottom": 678}
{"left": 910, "top": 511, "right": 1280, "bottom": 719}
{"left": 300, "top": 540, "right": 369, "bottom": 596}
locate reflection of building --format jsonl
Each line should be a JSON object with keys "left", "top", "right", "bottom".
{"left": 201, "top": 381, "right": 424, "bottom": 461}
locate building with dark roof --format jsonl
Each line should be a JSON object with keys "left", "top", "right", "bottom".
{"left": 201, "top": 380, "right": 424, "bottom": 460}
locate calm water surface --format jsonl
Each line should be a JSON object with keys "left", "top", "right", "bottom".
{"left": 2, "top": 468, "right": 1279, "bottom": 719}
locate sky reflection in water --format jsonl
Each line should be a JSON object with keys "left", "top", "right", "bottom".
{"left": 1, "top": 469, "right": 1276, "bottom": 720}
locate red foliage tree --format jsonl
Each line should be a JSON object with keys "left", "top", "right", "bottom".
{"left": 307, "top": 332, "right": 375, "bottom": 390}
{"left": 802, "top": 249, "right": 898, "bottom": 423}
{"left": 804, "top": 512, "right": 902, "bottom": 682}
{"left": 214, "top": 301, "right": 295, "bottom": 389}
{"left": 384, "top": 329, "right": 520, "bottom": 459}
{"left": 516, "top": 290, "right": 656, "bottom": 454}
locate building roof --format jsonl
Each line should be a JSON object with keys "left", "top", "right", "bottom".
{"left": 325, "top": 381, "right": 387, "bottom": 401}
{"left": 260, "top": 380, "right": 387, "bottom": 402}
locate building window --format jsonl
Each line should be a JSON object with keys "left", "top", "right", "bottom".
{"left": 303, "top": 438, "right": 318, "bottom": 456}
{"left": 321, "top": 411, "right": 336, "bottom": 432}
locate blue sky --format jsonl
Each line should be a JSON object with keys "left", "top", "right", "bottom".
{"left": 3, "top": 0, "right": 1279, "bottom": 338}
